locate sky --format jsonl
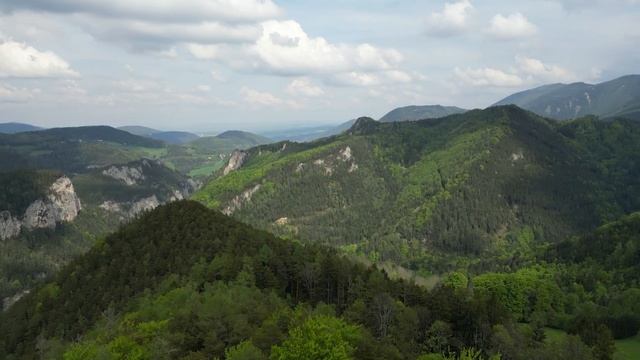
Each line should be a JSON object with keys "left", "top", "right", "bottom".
{"left": 0, "top": 0, "right": 638, "bottom": 133}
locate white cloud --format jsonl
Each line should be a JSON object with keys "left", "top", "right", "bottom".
{"left": 252, "top": 20, "right": 404, "bottom": 75}
{"left": 0, "top": 39, "right": 78, "bottom": 78}
{"left": 286, "top": 78, "right": 324, "bottom": 97}
{"left": 1, "top": 0, "right": 282, "bottom": 23}
{"left": 454, "top": 67, "right": 524, "bottom": 87}
{"left": 455, "top": 56, "right": 575, "bottom": 88}
{"left": 488, "top": 13, "right": 537, "bottom": 40}
{"left": 0, "top": 82, "right": 38, "bottom": 102}
{"left": 515, "top": 56, "right": 574, "bottom": 82}
{"left": 241, "top": 86, "right": 298, "bottom": 108}
{"left": 426, "top": 0, "right": 473, "bottom": 36}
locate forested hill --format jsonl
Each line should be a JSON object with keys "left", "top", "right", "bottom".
{"left": 0, "top": 201, "right": 605, "bottom": 359}
{"left": 194, "top": 105, "right": 640, "bottom": 267}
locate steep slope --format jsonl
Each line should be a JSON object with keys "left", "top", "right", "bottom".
{"left": 379, "top": 105, "right": 467, "bottom": 122}
{"left": 0, "top": 123, "right": 42, "bottom": 134}
{"left": 494, "top": 75, "right": 640, "bottom": 121}
{"left": 194, "top": 106, "right": 639, "bottom": 268}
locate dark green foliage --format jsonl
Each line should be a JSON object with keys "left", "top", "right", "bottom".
{"left": 0, "top": 170, "right": 61, "bottom": 214}
{"left": 1, "top": 201, "right": 559, "bottom": 359}
{"left": 0, "top": 126, "right": 163, "bottom": 172}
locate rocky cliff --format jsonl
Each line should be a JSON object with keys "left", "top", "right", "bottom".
{"left": 223, "top": 150, "right": 248, "bottom": 175}
{"left": 0, "top": 176, "right": 82, "bottom": 240}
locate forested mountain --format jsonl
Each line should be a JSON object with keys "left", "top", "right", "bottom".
{"left": 194, "top": 106, "right": 640, "bottom": 271}
{"left": 379, "top": 105, "right": 467, "bottom": 122}
{"left": 494, "top": 75, "right": 640, "bottom": 121}
{"left": 0, "top": 201, "right": 611, "bottom": 359}
{"left": 0, "top": 123, "right": 43, "bottom": 134}
{"left": 0, "top": 126, "right": 163, "bottom": 172}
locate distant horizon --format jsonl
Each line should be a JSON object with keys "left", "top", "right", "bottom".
{"left": 2, "top": 73, "right": 638, "bottom": 134}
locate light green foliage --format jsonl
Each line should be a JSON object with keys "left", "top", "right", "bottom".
{"left": 473, "top": 267, "right": 562, "bottom": 321}
{"left": 226, "top": 341, "right": 267, "bottom": 360}
{"left": 270, "top": 315, "right": 362, "bottom": 360}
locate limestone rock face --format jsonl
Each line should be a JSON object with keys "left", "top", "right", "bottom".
{"left": 0, "top": 211, "right": 21, "bottom": 240}
{"left": 102, "top": 165, "right": 145, "bottom": 185}
{"left": 223, "top": 184, "right": 261, "bottom": 215}
{"left": 47, "top": 176, "right": 82, "bottom": 222}
{"left": 129, "top": 195, "right": 160, "bottom": 218}
{"left": 223, "top": 150, "right": 248, "bottom": 176}
{"left": 1, "top": 176, "right": 82, "bottom": 240}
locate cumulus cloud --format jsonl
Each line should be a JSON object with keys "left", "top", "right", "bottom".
{"left": 454, "top": 56, "right": 574, "bottom": 88}
{"left": 0, "top": 0, "right": 281, "bottom": 52}
{"left": 0, "top": 82, "right": 38, "bottom": 102}
{"left": 515, "top": 56, "right": 574, "bottom": 82}
{"left": 252, "top": 20, "right": 403, "bottom": 75}
{"left": 0, "top": 39, "right": 78, "bottom": 78}
{"left": 425, "top": 0, "right": 474, "bottom": 36}
{"left": 82, "top": 18, "right": 261, "bottom": 50}
{"left": 241, "top": 87, "right": 298, "bottom": 108}
{"left": 454, "top": 67, "right": 523, "bottom": 87}
{"left": 286, "top": 78, "right": 324, "bottom": 97}
{"left": 0, "top": 0, "right": 282, "bottom": 23}
{"left": 488, "top": 13, "right": 537, "bottom": 40}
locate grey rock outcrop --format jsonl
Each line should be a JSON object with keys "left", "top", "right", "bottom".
{"left": 223, "top": 150, "right": 248, "bottom": 176}
{"left": 0, "top": 176, "right": 81, "bottom": 240}
{"left": 223, "top": 184, "right": 261, "bottom": 215}
{"left": 102, "top": 165, "right": 145, "bottom": 185}
{"left": 0, "top": 211, "right": 21, "bottom": 240}
{"left": 129, "top": 195, "right": 160, "bottom": 218}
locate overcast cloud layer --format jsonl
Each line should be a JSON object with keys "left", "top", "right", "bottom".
{"left": 0, "top": 0, "right": 638, "bottom": 132}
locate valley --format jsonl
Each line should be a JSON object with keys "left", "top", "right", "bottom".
{"left": 1, "top": 75, "right": 639, "bottom": 359}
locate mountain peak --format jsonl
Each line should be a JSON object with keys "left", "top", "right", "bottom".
{"left": 347, "top": 117, "right": 378, "bottom": 135}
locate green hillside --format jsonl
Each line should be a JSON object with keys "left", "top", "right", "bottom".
{"left": 163, "top": 130, "right": 272, "bottom": 178}
{"left": 0, "top": 201, "right": 604, "bottom": 359}
{"left": 194, "top": 106, "right": 640, "bottom": 271}
{"left": 0, "top": 126, "right": 164, "bottom": 172}
{"left": 494, "top": 75, "right": 640, "bottom": 121}
{"left": 379, "top": 105, "right": 467, "bottom": 122}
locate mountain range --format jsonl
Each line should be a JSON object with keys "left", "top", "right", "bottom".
{"left": 494, "top": 74, "right": 640, "bottom": 121}
{"left": 2, "top": 75, "right": 640, "bottom": 359}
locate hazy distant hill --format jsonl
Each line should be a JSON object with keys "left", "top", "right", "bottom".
{"left": 148, "top": 131, "right": 199, "bottom": 144}
{"left": 119, "top": 126, "right": 200, "bottom": 144}
{"left": 118, "top": 125, "right": 159, "bottom": 137}
{"left": 379, "top": 105, "right": 467, "bottom": 122}
{"left": 0, "top": 122, "right": 43, "bottom": 134}
{"left": 494, "top": 74, "right": 640, "bottom": 120}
